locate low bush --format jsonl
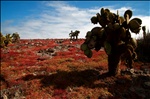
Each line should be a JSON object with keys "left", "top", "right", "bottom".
{"left": 136, "top": 32, "right": 150, "bottom": 62}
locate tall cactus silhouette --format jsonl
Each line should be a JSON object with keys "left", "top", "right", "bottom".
{"left": 81, "top": 8, "right": 142, "bottom": 76}
{"left": 142, "top": 26, "right": 146, "bottom": 40}
{"left": 69, "top": 30, "right": 80, "bottom": 41}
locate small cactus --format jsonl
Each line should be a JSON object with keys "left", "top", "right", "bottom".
{"left": 0, "top": 33, "right": 12, "bottom": 48}
{"left": 0, "top": 32, "right": 20, "bottom": 48}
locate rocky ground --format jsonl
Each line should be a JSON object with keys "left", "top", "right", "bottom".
{"left": 0, "top": 39, "right": 150, "bottom": 99}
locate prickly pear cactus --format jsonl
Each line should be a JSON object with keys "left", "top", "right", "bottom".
{"left": 12, "top": 32, "right": 20, "bottom": 43}
{"left": 0, "top": 32, "right": 5, "bottom": 48}
{"left": 0, "top": 33, "right": 13, "bottom": 48}
{"left": 5, "top": 34, "right": 12, "bottom": 46}
{"left": 81, "top": 8, "right": 143, "bottom": 76}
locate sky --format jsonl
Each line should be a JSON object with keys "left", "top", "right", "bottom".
{"left": 1, "top": 1, "right": 150, "bottom": 39}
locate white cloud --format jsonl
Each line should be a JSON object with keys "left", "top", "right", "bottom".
{"left": 1, "top": 1, "right": 150, "bottom": 39}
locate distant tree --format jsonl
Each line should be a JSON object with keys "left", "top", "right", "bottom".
{"left": 69, "top": 30, "right": 80, "bottom": 40}
{"left": 136, "top": 28, "right": 150, "bottom": 62}
{"left": 12, "top": 32, "right": 20, "bottom": 43}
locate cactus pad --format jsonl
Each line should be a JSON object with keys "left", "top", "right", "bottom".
{"left": 91, "top": 16, "right": 98, "bottom": 24}
{"left": 124, "top": 10, "right": 132, "bottom": 19}
{"left": 132, "top": 18, "right": 142, "bottom": 25}
{"left": 129, "top": 19, "right": 141, "bottom": 30}
{"left": 80, "top": 43, "right": 88, "bottom": 51}
{"left": 84, "top": 49, "right": 93, "bottom": 58}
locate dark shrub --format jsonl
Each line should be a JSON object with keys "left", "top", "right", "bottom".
{"left": 136, "top": 33, "right": 150, "bottom": 62}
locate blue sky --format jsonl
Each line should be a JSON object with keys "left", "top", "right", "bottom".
{"left": 1, "top": 1, "right": 150, "bottom": 39}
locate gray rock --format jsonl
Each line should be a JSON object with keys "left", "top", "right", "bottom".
{"left": 143, "top": 81, "right": 150, "bottom": 89}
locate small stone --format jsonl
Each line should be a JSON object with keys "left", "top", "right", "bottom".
{"left": 51, "top": 52, "right": 57, "bottom": 56}
{"left": 47, "top": 48, "right": 55, "bottom": 53}
{"left": 134, "top": 69, "right": 143, "bottom": 74}
{"left": 116, "top": 79, "right": 126, "bottom": 84}
{"left": 130, "top": 68, "right": 135, "bottom": 74}
{"left": 66, "top": 87, "right": 73, "bottom": 92}
{"left": 143, "top": 82, "right": 150, "bottom": 89}
{"left": 2, "top": 94, "right": 8, "bottom": 99}
{"left": 143, "top": 69, "right": 150, "bottom": 74}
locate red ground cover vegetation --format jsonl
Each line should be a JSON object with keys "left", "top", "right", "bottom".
{"left": 0, "top": 39, "right": 149, "bottom": 99}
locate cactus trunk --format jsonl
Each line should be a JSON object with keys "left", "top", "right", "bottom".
{"left": 108, "top": 53, "right": 121, "bottom": 76}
